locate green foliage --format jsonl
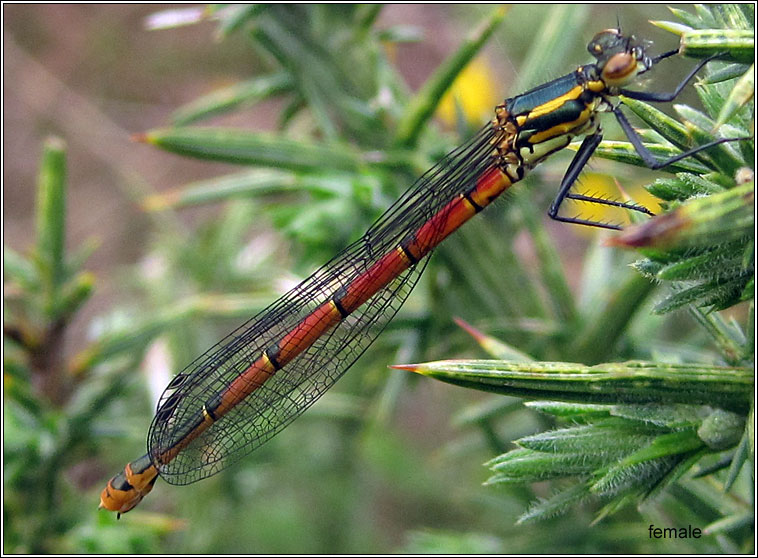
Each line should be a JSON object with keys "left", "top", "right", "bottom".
{"left": 3, "top": 138, "right": 173, "bottom": 553}
{"left": 611, "top": 5, "right": 754, "bottom": 314}
{"left": 397, "top": 5, "right": 754, "bottom": 548}
{"left": 398, "top": 360, "right": 751, "bottom": 412}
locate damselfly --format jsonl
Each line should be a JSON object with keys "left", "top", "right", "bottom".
{"left": 100, "top": 28, "right": 746, "bottom": 516}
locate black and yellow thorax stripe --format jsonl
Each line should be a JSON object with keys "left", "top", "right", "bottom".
{"left": 493, "top": 65, "right": 609, "bottom": 180}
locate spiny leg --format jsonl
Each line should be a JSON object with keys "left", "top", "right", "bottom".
{"left": 548, "top": 132, "right": 653, "bottom": 230}
{"left": 613, "top": 107, "right": 749, "bottom": 170}
{"left": 617, "top": 52, "right": 751, "bottom": 170}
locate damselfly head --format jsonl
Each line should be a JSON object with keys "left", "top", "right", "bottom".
{"left": 588, "top": 28, "right": 653, "bottom": 87}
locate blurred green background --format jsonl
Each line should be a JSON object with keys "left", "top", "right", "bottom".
{"left": 3, "top": 4, "right": 752, "bottom": 554}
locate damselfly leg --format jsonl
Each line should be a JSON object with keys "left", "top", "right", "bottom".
{"left": 548, "top": 52, "right": 750, "bottom": 230}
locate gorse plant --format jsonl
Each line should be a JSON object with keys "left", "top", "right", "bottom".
{"left": 399, "top": 4, "right": 754, "bottom": 542}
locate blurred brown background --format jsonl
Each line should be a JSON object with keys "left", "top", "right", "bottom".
{"left": 4, "top": 4, "right": 674, "bottom": 353}
{"left": 4, "top": 4, "right": 488, "bottom": 355}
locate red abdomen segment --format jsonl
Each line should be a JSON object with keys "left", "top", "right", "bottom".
{"left": 100, "top": 162, "right": 513, "bottom": 515}
{"left": 197, "top": 165, "right": 513, "bottom": 427}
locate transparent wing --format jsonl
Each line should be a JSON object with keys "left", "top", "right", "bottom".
{"left": 148, "top": 125, "right": 500, "bottom": 485}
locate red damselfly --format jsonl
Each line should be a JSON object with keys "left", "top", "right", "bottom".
{"left": 100, "top": 28, "right": 745, "bottom": 516}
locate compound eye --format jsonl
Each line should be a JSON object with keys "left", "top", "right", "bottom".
{"left": 601, "top": 52, "right": 638, "bottom": 86}
{"left": 588, "top": 29, "right": 622, "bottom": 58}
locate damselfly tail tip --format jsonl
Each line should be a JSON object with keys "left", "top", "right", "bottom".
{"left": 97, "top": 498, "right": 122, "bottom": 519}
{"left": 99, "top": 454, "right": 159, "bottom": 517}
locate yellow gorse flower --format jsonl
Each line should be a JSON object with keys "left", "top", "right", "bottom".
{"left": 437, "top": 58, "right": 498, "bottom": 126}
